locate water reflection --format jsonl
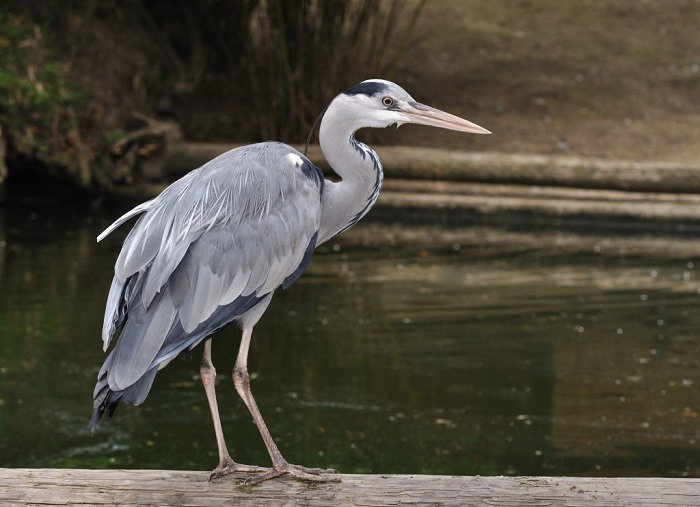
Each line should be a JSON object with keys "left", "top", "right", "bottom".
{"left": 0, "top": 204, "right": 697, "bottom": 477}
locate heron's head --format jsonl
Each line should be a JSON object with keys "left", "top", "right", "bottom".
{"left": 336, "top": 79, "right": 491, "bottom": 134}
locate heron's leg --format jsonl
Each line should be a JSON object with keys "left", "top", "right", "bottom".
{"left": 233, "top": 326, "right": 339, "bottom": 485}
{"left": 200, "top": 339, "right": 269, "bottom": 480}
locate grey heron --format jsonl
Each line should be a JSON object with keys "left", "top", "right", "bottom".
{"left": 92, "top": 79, "right": 490, "bottom": 484}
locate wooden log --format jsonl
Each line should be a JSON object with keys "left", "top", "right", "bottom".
{"left": 162, "top": 142, "right": 700, "bottom": 193}
{"left": 1, "top": 468, "right": 698, "bottom": 506}
{"left": 117, "top": 144, "right": 700, "bottom": 225}
{"left": 374, "top": 147, "right": 700, "bottom": 194}
{"left": 378, "top": 179, "right": 700, "bottom": 222}
{"left": 108, "top": 177, "right": 700, "bottom": 224}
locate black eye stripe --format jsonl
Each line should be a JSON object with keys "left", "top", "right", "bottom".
{"left": 344, "top": 81, "right": 387, "bottom": 97}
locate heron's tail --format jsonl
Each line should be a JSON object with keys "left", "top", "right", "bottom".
{"left": 91, "top": 354, "right": 158, "bottom": 432}
{"left": 91, "top": 382, "right": 120, "bottom": 432}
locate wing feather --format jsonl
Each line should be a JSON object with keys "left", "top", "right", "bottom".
{"left": 108, "top": 291, "right": 178, "bottom": 390}
{"left": 142, "top": 241, "right": 189, "bottom": 308}
{"left": 97, "top": 143, "right": 324, "bottom": 398}
{"left": 97, "top": 199, "right": 156, "bottom": 243}
{"left": 101, "top": 276, "right": 126, "bottom": 350}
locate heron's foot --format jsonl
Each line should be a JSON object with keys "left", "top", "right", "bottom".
{"left": 244, "top": 462, "right": 340, "bottom": 485}
{"left": 209, "top": 457, "right": 271, "bottom": 481}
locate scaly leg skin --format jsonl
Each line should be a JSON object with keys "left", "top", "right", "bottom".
{"left": 209, "top": 456, "right": 271, "bottom": 481}
{"left": 243, "top": 461, "right": 339, "bottom": 486}
{"left": 200, "top": 339, "right": 271, "bottom": 481}
{"left": 233, "top": 327, "right": 340, "bottom": 485}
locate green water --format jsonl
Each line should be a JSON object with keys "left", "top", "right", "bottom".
{"left": 0, "top": 204, "right": 698, "bottom": 477}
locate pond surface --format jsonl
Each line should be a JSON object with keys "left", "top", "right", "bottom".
{"left": 0, "top": 204, "right": 698, "bottom": 477}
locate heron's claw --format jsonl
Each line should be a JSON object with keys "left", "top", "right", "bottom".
{"left": 244, "top": 463, "right": 340, "bottom": 485}
{"left": 209, "top": 457, "right": 271, "bottom": 481}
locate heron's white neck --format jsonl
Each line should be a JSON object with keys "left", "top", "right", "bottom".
{"left": 317, "top": 95, "right": 384, "bottom": 245}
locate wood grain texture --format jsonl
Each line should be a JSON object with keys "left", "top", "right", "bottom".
{"left": 1, "top": 469, "right": 698, "bottom": 506}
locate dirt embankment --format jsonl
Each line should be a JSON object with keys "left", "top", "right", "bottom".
{"left": 388, "top": 0, "right": 700, "bottom": 163}
{"left": 1, "top": 1, "right": 699, "bottom": 201}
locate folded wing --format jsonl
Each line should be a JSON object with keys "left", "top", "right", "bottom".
{"left": 97, "top": 143, "right": 323, "bottom": 393}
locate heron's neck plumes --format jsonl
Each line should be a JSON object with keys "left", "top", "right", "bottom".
{"left": 316, "top": 95, "right": 384, "bottom": 244}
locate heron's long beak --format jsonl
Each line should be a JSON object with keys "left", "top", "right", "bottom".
{"left": 401, "top": 102, "right": 491, "bottom": 134}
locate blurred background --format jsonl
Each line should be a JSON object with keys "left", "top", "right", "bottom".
{"left": 1, "top": 0, "right": 699, "bottom": 197}
{"left": 0, "top": 0, "right": 698, "bottom": 478}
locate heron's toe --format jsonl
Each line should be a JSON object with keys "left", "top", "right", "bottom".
{"left": 209, "top": 458, "right": 270, "bottom": 481}
{"left": 290, "top": 464, "right": 338, "bottom": 475}
{"left": 244, "top": 463, "right": 341, "bottom": 485}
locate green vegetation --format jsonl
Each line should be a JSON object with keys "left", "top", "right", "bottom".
{"left": 0, "top": 1, "right": 698, "bottom": 200}
{"left": 0, "top": 1, "right": 425, "bottom": 196}
{"left": 0, "top": 10, "right": 91, "bottom": 187}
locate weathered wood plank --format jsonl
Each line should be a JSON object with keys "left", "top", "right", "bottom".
{"left": 0, "top": 469, "right": 698, "bottom": 506}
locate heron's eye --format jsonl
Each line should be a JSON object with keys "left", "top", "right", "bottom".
{"left": 382, "top": 96, "right": 394, "bottom": 107}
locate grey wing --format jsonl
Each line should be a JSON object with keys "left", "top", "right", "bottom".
{"left": 98, "top": 143, "right": 323, "bottom": 391}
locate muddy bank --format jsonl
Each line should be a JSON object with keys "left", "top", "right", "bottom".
{"left": 1, "top": 1, "right": 698, "bottom": 206}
